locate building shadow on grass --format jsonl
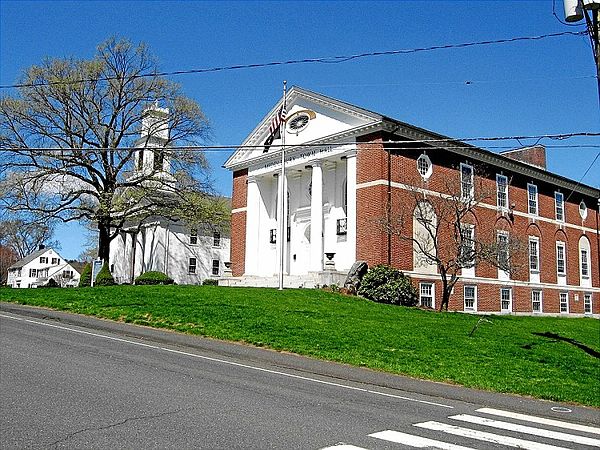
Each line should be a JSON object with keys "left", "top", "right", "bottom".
{"left": 529, "top": 332, "right": 600, "bottom": 359}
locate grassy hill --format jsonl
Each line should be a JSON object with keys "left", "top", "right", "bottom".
{"left": 2, "top": 285, "right": 598, "bottom": 407}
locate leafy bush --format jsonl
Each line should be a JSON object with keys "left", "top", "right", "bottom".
{"left": 94, "top": 262, "right": 115, "bottom": 286}
{"left": 45, "top": 278, "right": 59, "bottom": 288}
{"left": 78, "top": 264, "right": 92, "bottom": 287}
{"left": 202, "top": 278, "right": 218, "bottom": 286}
{"left": 358, "top": 265, "right": 418, "bottom": 306}
{"left": 135, "top": 271, "right": 174, "bottom": 285}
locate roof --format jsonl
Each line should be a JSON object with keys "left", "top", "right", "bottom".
{"left": 227, "top": 86, "right": 599, "bottom": 198}
{"left": 8, "top": 247, "right": 52, "bottom": 269}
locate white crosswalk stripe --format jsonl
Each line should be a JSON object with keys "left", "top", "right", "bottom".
{"left": 413, "top": 420, "right": 571, "bottom": 450}
{"left": 449, "top": 414, "right": 600, "bottom": 447}
{"left": 319, "top": 406, "right": 599, "bottom": 449}
{"left": 369, "top": 430, "right": 475, "bottom": 449}
{"left": 476, "top": 407, "right": 600, "bottom": 435}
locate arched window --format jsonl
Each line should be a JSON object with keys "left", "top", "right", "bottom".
{"left": 579, "top": 235, "right": 592, "bottom": 286}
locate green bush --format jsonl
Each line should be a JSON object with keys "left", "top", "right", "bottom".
{"left": 78, "top": 264, "right": 92, "bottom": 287}
{"left": 358, "top": 264, "right": 418, "bottom": 306}
{"left": 135, "top": 271, "right": 174, "bottom": 285}
{"left": 45, "top": 278, "right": 59, "bottom": 288}
{"left": 94, "top": 262, "right": 115, "bottom": 286}
{"left": 202, "top": 278, "right": 218, "bottom": 286}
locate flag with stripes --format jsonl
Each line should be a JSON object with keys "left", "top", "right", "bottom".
{"left": 264, "top": 105, "right": 287, "bottom": 152}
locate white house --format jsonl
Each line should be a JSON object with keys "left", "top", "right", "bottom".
{"left": 7, "top": 247, "right": 80, "bottom": 288}
{"left": 109, "top": 106, "right": 231, "bottom": 285}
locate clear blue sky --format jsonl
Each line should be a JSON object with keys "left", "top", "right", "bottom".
{"left": 1, "top": 0, "right": 599, "bottom": 260}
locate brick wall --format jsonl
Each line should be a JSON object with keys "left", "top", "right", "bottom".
{"left": 230, "top": 169, "right": 248, "bottom": 277}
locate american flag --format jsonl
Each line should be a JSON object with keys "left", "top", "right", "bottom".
{"left": 268, "top": 105, "right": 287, "bottom": 137}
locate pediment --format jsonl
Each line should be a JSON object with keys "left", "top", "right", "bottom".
{"left": 224, "top": 86, "right": 382, "bottom": 169}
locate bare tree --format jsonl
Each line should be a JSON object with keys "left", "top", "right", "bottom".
{"left": 0, "top": 37, "right": 227, "bottom": 262}
{"left": 0, "top": 217, "right": 60, "bottom": 259}
{"left": 383, "top": 168, "right": 525, "bottom": 311}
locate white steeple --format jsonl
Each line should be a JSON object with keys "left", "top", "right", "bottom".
{"left": 133, "top": 104, "right": 171, "bottom": 177}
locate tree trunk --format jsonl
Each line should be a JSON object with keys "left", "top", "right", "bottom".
{"left": 97, "top": 220, "right": 111, "bottom": 263}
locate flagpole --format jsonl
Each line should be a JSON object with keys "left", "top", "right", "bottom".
{"left": 278, "top": 81, "right": 287, "bottom": 291}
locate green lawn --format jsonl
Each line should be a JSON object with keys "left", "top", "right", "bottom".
{"left": 2, "top": 285, "right": 599, "bottom": 407}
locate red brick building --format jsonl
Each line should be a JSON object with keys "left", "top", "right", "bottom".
{"left": 225, "top": 87, "right": 599, "bottom": 315}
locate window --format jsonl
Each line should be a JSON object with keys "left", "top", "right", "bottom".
{"left": 460, "top": 224, "right": 475, "bottom": 267}
{"left": 464, "top": 285, "right": 476, "bottom": 311}
{"left": 190, "top": 228, "right": 198, "bottom": 245}
{"left": 39, "top": 257, "right": 48, "bottom": 264}
{"left": 419, "top": 282, "right": 434, "bottom": 309}
{"left": 496, "top": 174, "right": 508, "bottom": 209}
{"left": 527, "top": 183, "right": 538, "bottom": 215}
{"left": 136, "top": 150, "right": 144, "bottom": 170}
{"left": 532, "top": 290, "right": 542, "bottom": 313}
{"left": 212, "top": 259, "right": 220, "bottom": 276}
{"left": 581, "top": 249, "right": 589, "bottom": 278}
{"left": 29, "top": 268, "right": 37, "bottom": 277}
{"left": 51, "top": 257, "right": 59, "bottom": 265}
{"left": 63, "top": 270, "right": 73, "bottom": 279}
{"left": 560, "top": 292, "right": 569, "bottom": 313}
{"left": 153, "top": 149, "right": 164, "bottom": 171}
{"left": 460, "top": 163, "right": 473, "bottom": 200}
{"left": 497, "top": 231, "right": 509, "bottom": 271}
{"left": 336, "top": 218, "right": 348, "bottom": 235}
{"left": 500, "top": 288, "right": 512, "bottom": 312}
{"left": 188, "top": 257, "right": 197, "bottom": 274}
{"left": 529, "top": 237, "right": 539, "bottom": 273}
{"left": 417, "top": 153, "right": 432, "bottom": 180}
{"left": 556, "top": 242, "right": 566, "bottom": 276}
{"left": 579, "top": 200, "right": 588, "bottom": 220}
{"left": 584, "top": 294, "right": 592, "bottom": 314}
{"left": 213, "top": 231, "right": 221, "bottom": 247}
{"left": 269, "top": 229, "right": 277, "bottom": 244}
{"left": 342, "top": 178, "right": 348, "bottom": 214}
{"left": 555, "top": 192, "right": 564, "bottom": 222}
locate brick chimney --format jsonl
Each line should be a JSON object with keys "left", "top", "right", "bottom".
{"left": 500, "top": 145, "right": 546, "bottom": 170}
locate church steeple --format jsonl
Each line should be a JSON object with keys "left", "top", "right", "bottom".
{"left": 133, "top": 104, "right": 171, "bottom": 176}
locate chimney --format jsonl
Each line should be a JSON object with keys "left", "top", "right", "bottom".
{"left": 500, "top": 145, "right": 547, "bottom": 170}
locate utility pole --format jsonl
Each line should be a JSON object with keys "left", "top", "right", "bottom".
{"left": 564, "top": 1, "right": 600, "bottom": 107}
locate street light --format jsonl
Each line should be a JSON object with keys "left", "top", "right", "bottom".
{"left": 564, "top": 0, "right": 600, "bottom": 106}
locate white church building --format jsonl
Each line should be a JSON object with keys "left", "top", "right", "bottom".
{"left": 109, "top": 107, "right": 230, "bottom": 285}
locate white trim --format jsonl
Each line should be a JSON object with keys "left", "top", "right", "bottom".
{"left": 584, "top": 293, "right": 593, "bottom": 315}
{"left": 417, "top": 153, "right": 432, "bottom": 180}
{"left": 231, "top": 207, "right": 247, "bottom": 214}
{"left": 560, "top": 291, "right": 569, "bottom": 313}
{"left": 531, "top": 289, "right": 542, "bottom": 313}
{"left": 496, "top": 173, "right": 508, "bottom": 210}
{"left": 355, "top": 179, "right": 598, "bottom": 234}
{"left": 527, "top": 183, "right": 538, "bottom": 216}
{"left": 419, "top": 282, "right": 435, "bottom": 309}
{"left": 464, "top": 285, "right": 477, "bottom": 312}
{"left": 460, "top": 162, "right": 474, "bottom": 201}
{"left": 528, "top": 236, "right": 540, "bottom": 274}
{"left": 500, "top": 287, "right": 512, "bottom": 313}
{"left": 554, "top": 191, "right": 564, "bottom": 222}
{"left": 556, "top": 241, "right": 566, "bottom": 277}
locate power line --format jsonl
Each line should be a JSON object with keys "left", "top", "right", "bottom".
{"left": 564, "top": 151, "right": 600, "bottom": 203}
{"left": 0, "top": 31, "right": 586, "bottom": 90}
{"left": 1, "top": 132, "right": 598, "bottom": 153}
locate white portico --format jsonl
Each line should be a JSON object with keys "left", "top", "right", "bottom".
{"left": 226, "top": 86, "right": 381, "bottom": 283}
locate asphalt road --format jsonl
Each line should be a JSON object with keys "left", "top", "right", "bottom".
{"left": 1, "top": 303, "right": 598, "bottom": 449}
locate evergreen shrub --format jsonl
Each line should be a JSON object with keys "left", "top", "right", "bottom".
{"left": 78, "top": 264, "right": 92, "bottom": 287}
{"left": 358, "top": 264, "right": 418, "bottom": 306}
{"left": 202, "top": 278, "right": 218, "bottom": 286}
{"left": 94, "top": 262, "right": 115, "bottom": 286}
{"left": 135, "top": 271, "right": 174, "bottom": 285}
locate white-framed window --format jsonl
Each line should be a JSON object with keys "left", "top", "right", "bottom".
{"left": 500, "top": 287, "right": 512, "bottom": 312}
{"left": 417, "top": 153, "right": 432, "bottom": 180}
{"left": 560, "top": 292, "right": 569, "bottom": 313}
{"left": 190, "top": 228, "right": 198, "bottom": 245}
{"left": 460, "top": 224, "right": 475, "bottom": 267}
{"left": 584, "top": 293, "right": 592, "bottom": 315}
{"left": 527, "top": 183, "right": 538, "bottom": 215}
{"left": 529, "top": 237, "right": 540, "bottom": 273}
{"left": 39, "top": 257, "right": 48, "bottom": 264}
{"left": 460, "top": 163, "right": 474, "bottom": 200}
{"left": 29, "top": 268, "right": 37, "bottom": 277}
{"left": 496, "top": 174, "right": 508, "bottom": 209}
{"left": 497, "top": 231, "right": 509, "bottom": 271}
{"left": 532, "top": 290, "right": 542, "bottom": 313}
{"left": 188, "top": 257, "right": 197, "bottom": 274}
{"left": 464, "top": 285, "right": 477, "bottom": 311}
{"left": 580, "top": 248, "right": 589, "bottom": 279}
{"left": 579, "top": 200, "right": 588, "bottom": 220}
{"left": 419, "top": 282, "right": 434, "bottom": 309}
{"left": 51, "top": 257, "right": 59, "bottom": 265}
{"left": 212, "top": 259, "right": 220, "bottom": 276}
{"left": 554, "top": 192, "right": 564, "bottom": 222}
{"left": 213, "top": 231, "right": 221, "bottom": 247}
{"left": 556, "top": 241, "right": 566, "bottom": 276}
{"left": 63, "top": 270, "right": 73, "bottom": 278}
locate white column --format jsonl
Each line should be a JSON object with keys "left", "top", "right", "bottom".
{"left": 346, "top": 151, "right": 357, "bottom": 263}
{"left": 275, "top": 173, "right": 283, "bottom": 276}
{"left": 245, "top": 176, "right": 260, "bottom": 275}
{"left": 310, "top": 161, "right": 323, "bottom": 272}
